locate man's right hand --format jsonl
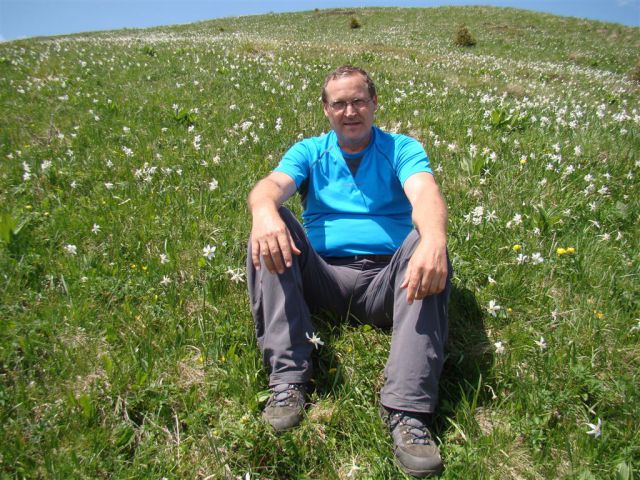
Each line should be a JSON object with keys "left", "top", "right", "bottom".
{"left": 250, "top": 210, "right": 301, "bottom": 274}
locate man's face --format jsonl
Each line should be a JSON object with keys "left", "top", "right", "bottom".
{"left": 323, "top": 74, "right": 377, "bottom": 153}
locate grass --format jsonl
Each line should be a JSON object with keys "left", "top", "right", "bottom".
{"left": 1, "top": 5, "right": 639, "bottom": 479}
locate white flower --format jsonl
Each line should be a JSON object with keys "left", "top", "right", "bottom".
{"left": 586, "top": 418, "right": 602, "bottom": 438}
{"left": 306, "top": 331, "right": 324, "bottom": 349}
{"left": 104, "top": 182, "right": 114, "bottom": 190}
{"left": 159, "top": 253, "right": 169, "bottom": 264}
{"left": 91, "top": 223, "right": 101, "bottom": 234}
{"left": 487, "top": 300, "right": 501, "bottom": 317}
{"left": 535, "top": 336, "right": 547, "bottom": 351}
{"left": 41, "top": 160, "right": 52, "bottom": 171}
{"left": 630, "top": 319, "right": 640, "bottom": 333}
{"left": 487, "top": 276, "right": 497, "bottom": 285}
{"left": 531, "top": 252, "right": 544, "bottom": 264}
{"left": 208, "top": 178, "right": 219, "bottom": 191}
{"left": 64, "top": 244, "right": 77, "bottom": 255}
{"left": 202, "top": 244, "right": 216, "bottom": 260}
{"left": 494, "top": 341, "right": 505, "bottom": 354}
{"left": 516, "top": 254, "right": 529, "bottom": 265}
{"left": 226, "top": 267, "right": 246, "bottom": 284}
{"left": 160, "top": 275, "right": 172, "bottom": 286}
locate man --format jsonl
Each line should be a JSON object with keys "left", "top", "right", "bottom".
{"left": 246, "top": 65, "right": 451, "bottom": 478}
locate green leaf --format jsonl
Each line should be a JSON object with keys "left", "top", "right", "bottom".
{"left": 615, "top": 462, "right": 632, "bottom": 480}
{"left": 0, "top": 212, "right": 16, "bottom": 243}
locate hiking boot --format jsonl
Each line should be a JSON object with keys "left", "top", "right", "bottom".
{"left": 380, "top": 405, "right": 443, "bottom": 478}
{"left": 262, "top": 383, "right": 307, "bottom": 432}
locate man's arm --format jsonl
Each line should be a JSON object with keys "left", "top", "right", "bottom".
{"left": 248, "top": 171, "right": 301, "bottom": 274}
{"left": 401, "top": 172, "right": 449, "bottom": 304}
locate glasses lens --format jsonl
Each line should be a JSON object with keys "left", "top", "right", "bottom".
{"left": 329, "top": 98, "right": 369, "bottom": 112}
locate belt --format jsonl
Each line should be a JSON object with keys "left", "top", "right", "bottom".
{"left": 324, "top": 254, "right": 393, "bottom": 264}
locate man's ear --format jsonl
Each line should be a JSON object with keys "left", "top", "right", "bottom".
{"left": 322, "top": 102, "right": 330, "bottom": 119}
{"left": 372, "top": 96, "right": 378, "bottom": 112}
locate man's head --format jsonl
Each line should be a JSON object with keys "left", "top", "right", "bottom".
{"left": 322, "top": 65, "right": 378, "bottom": 153}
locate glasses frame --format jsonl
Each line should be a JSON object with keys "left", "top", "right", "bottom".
{"left": 327, "top": 97, "right": 373, "bottom": 113}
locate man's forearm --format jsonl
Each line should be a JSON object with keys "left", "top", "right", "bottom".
{"left": 411, "top": 185, "right": 448, "bottom": 244}
{"left": 248, "top": 174, "right": 294, "bottom": 216}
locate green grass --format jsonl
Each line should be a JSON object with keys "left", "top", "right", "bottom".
{"left": 1, "top": 6, "right": 638, "bottom": 479}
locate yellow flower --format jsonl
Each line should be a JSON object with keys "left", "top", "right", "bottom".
{"left": 141, "top": 265, "right": 148, "bottom": 271}
{"left": 519, "top": 158, "right": 527, "bottom": 165}
{"left": 507, "top": 308, "right": 513, "bottom": 314}
{"left": 566, "top": 247, "right": 575, "bottom": 254}
{"left": 512, "top": 244, "right": 522, "bottom": 252}
{"left": 130, "top": 263, "right": 137, "bottom": 269}
{"left": 594, "top": 310, "right": 604, "bottom": 319}
{"left": 556, "top": 247, "right": 567, "bottom": 255}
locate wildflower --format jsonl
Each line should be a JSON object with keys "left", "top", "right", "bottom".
{"left": 531, "top": 252, "right": 544, "bottom": 264}
{"left": 41, "top": 160, "right": 52, "bottom": 171}
{"left": 512, "top": 244, "right": 522, "bottom": 252}
{"left": 585, "top": 418, "right": 602, "bottom": 438}
{"left": 516, "top": 254, "right": 528, "bottom": 265}
{"left": 91, "top": 223, "right": 101, "bottom": 234}
{"left": 598, "top": 233, "right": 610, "bottom": 241}
{"left": 208, "top": 178, "right": 219, "bottom": 191}
{"left": 566, "top": 247, "right": 575, "bottom": 254}
{"left": 306, "top": 331, "right": 324, "bottom": 349}
{"left": 506, "top": 213, "right": 522, "bottom": 229}
{"left": 494, "top": 341, "right": 505, "bottom": 354}
{"left": 104, "top": 182, "right": 114, "bottom": 190}
{"left": 630, "top": 319, "right": 640, "bottom": 333}
{"left": 159, "top": 253, "right": 169, "bottom": 264}
{"left": 535, "top": 336, "right": 547, "bottom": 351}
{"left": 202, "top": 244, "right": 216, "bottom": 260}
{"left": 122, "top": 146, "right": 133, "bottom": 157}
{"left": 63, "top": 244, "right": 77, "bottom": 255}
{"left": 226, "top": 267, "right": 246, "bottom": 284}
{"left": 487, "top": 276, "right": 497, "bottom": 285}
{"left": 160, "top": 275, "right": 172, "bottom": 286}
{"left": 487, "top": 300, "right": 501, "bottom": 317}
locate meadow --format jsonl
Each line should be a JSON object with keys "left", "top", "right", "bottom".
{"left": 0, "top": 6, "right": 638, "bottom": 479}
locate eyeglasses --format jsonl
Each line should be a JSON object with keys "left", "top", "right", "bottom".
{"left": 327, "top": 98, "right": 372, "bottom": 112}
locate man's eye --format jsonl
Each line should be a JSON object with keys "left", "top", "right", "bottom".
{"left": 332, "top": 101, "right": 346, "bottom": 110}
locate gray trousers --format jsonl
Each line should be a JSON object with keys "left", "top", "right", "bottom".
{"left": 247, "top": 208, "right": 451, "bottom": 413}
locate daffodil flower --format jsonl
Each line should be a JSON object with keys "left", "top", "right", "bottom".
{"left": 306, "top": 331, "right": 324, "bottom": 350}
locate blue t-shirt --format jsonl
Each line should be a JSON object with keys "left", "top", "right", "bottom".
{"left": 274, "top": 126, "right": 432, "bottom": 257}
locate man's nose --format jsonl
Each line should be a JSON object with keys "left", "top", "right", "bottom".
{"left": 344, "top": 103, "right": 358, "bottom": 115}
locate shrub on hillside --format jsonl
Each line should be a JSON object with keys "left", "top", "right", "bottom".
{"left": 350, "top": 17, "right": 362, "bottom": 29}
{"left": 454, "top": 24, "right": 476, "bottom": 47}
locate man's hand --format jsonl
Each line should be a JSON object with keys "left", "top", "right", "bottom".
{"left": 250, "top": 210, "right": 301, "bottom": 274}
{"left": 400, "top": 237, "right": 448, "bottom": 303}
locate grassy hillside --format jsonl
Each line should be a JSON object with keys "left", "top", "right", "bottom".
{"left": 1, "top": 6, "right": 638, "bottom": 479}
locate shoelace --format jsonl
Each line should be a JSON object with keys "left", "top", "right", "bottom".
{"left": 389, "top": 411, "right": 433, "bottom": 445}
{"left": 268, "top": 384, "right": 304, "bottom": 407}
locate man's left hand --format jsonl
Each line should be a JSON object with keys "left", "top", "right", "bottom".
{"left": 400, "top": 238, "right": 448, "bottom": 304}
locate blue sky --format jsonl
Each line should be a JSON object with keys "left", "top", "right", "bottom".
{"left": 1, "top": 0, "right": 638, "bottom": 41}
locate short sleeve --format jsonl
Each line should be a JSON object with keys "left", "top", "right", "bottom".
{"left": 273, "top": 140, "right": 312, "bottom": 189}
{"left": 395, "top": 135, "right": 432, "bottom": 186}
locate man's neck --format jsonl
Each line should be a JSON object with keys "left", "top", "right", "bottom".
{"left": 338, "top": 129, "right": 373, "bottom": 154}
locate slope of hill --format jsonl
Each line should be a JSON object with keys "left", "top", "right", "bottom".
{"left": 1, "top": 7, "right": 638, "bottom": 479}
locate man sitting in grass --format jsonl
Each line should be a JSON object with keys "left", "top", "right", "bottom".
{"left": 246, "top": 65, "right": 451, "bottom": 478}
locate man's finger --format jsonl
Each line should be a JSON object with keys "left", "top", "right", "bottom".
{"left": 251, "top": 238, "right": 262, "bottom": 270}
{"left": 267, "top": 238, "right": 286, "bottom": 273}
{"left": 277, "top": 231, "right": 294, "bottom": 268}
